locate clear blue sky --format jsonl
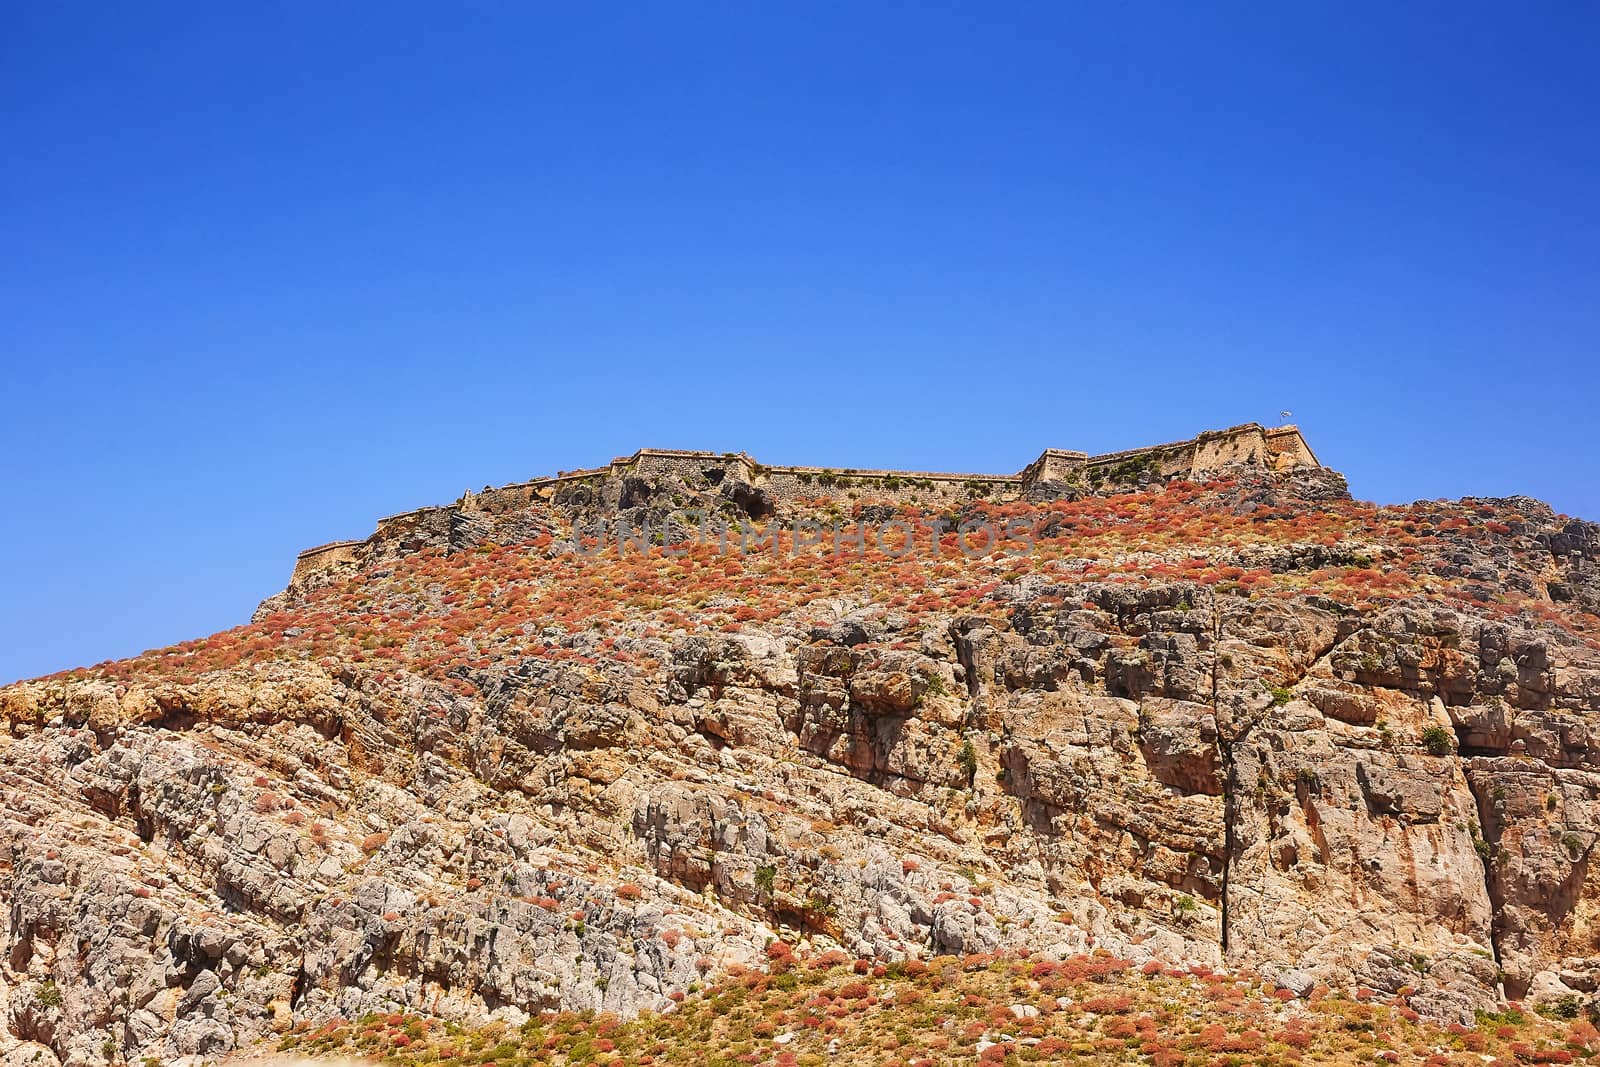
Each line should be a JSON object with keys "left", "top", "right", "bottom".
{"left": 3, "top": 3, "right": 1597, "bottom": 683}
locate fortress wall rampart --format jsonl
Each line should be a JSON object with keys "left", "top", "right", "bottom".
{"left": 1085, "top": 439, "right": 1197, "bottom": 479}
{"left": 280, "top": 426, "right": 1320, "bottom": 582}
{"left": 369, "top": 507, "right": 454, "bottom": 556}
{"left": 290, "top": 540, "right": 363, "bottom": 586}
{"left": 1083, "top": 423, "right": 1291, "bottom": 480}
{"left": 627, "top": 450, "right": 757, "bottom": 485}
{"left": 1019, "top": 450, "right": 1090, "bottom": 486}
{"left": 606, "top": 448, "right": 1032, "bottom": 508}
{"left": 757, "top": 469, "right": 1022, "bottom": 508}
{"left": 1190, "top": 424, "right": 1269, "bottom": 472}
{"left": 1264, "top": 426, "right": 1318, "bottom": 470}
{"left": 474, "top": 482, "right": 548, "bottom": 514}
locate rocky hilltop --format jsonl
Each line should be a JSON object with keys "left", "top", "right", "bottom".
{"left": 2, "top": 429, "right": 1599, "bottom": 1066}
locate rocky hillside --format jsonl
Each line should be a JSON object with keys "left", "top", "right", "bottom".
{"left": 276, "top": 948, "right": 1600, "bottom": 1066}
{"left": 2, "top": 452, "right": 1598, "bottom": 1066}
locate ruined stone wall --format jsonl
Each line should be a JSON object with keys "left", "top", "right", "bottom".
{"left": 615, "top": 449, "right": 1028, "bottom": 509}
{"left": 1083, "top": 423, "right": 1307, "bottom": 482}
{"left": 627, "top": 449, "right": 757, "bottom": 486}
{"left": 1191, "top": 425, "right": 1270, "bottom": 471}
{"left": 475, "top": 481, "right": 555, "bottom": 515}
{"left": 1085, "top": 438, "right": 1201, "bottom": 482}
{"left": 369, "top": 506, "right": 454, "bottom": 558}
{"left": 1265, "top": 426, "right": 1319, "bottom": 470}
{"left": 1019, "top": 449, "right": 1090, "bottom": 486}
{"left": 282, "top": 426, "right": 1322, "bottom": 583}
{"left": 757, "top": 469, "right": 1022, "bottom": 509}
{"left": 289, "top": 540, "right": 363, "bottom": 586}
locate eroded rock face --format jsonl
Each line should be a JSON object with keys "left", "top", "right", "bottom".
{"left": 3, "top": 467, "right": 1599, "bottom": 1064}
{"left": 0, "top": 671, "right": 761, "bottom": 1067}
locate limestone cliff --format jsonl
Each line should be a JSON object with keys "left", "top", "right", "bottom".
{"left": 1, "top": 440, "right": 1598, "bottom": 1066}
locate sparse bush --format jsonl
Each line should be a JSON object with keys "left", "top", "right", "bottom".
{"left": 1421, "top": 724, "right": 1453, "bottom": 756}
{"left": 958, "top": 740, "right": 977, "bottom": 782}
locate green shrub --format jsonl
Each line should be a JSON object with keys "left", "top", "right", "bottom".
{"left": 1421, "top": 725, "right": 1453, "bottom": 756}
{"left": 1538, "top": 994, "right": 1580, "bottom": 1020}
{"left": 958, "top": 741, "right": 977, "bottom": 782}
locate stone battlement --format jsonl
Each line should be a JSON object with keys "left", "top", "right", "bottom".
{"left": 285, "top": 424, "right": 1322, "bottom": 584}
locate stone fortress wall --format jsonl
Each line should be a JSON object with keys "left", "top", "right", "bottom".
{"left": 288, "top": 539, "right": 364, "bottom": 587}
{"left": 289, "top": 424, "right": 1320, "bottom": 581}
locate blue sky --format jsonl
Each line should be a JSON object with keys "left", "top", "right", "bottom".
{"left": 2, "top": 3, "right": 1597, "bottom": 683}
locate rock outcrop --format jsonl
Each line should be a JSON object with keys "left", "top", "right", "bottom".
{"left": 2, "top": 449, "right": 1598, "bottom": 1065}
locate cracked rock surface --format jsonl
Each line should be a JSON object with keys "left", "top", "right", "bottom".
{"left": 2, "top": 461, "right": 1598, "bottom": 1064}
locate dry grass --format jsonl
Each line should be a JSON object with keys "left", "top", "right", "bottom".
{"left": 274, "top": 947, "right": 1595, "bottom": 1066}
